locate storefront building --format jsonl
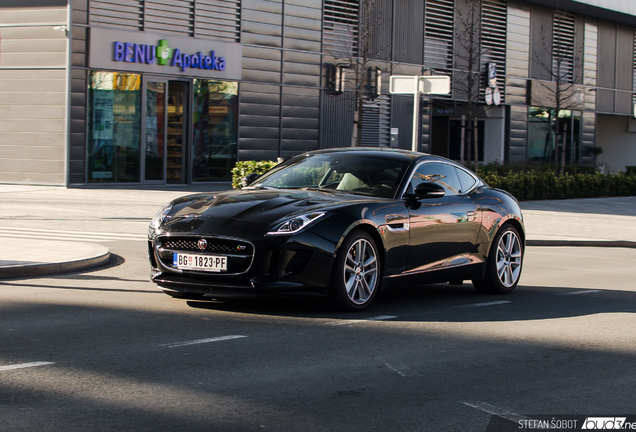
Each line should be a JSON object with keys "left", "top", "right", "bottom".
{"left": 1, "top": 0, "right": 636, "bottom": 187}
{"left": 85, "top": 28, "right": 241, "bottom": 184}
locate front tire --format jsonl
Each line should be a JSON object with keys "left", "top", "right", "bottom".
{"left": 473, "top": 224, "right": 523, "bottom": 294}
{"left": 329, "top": 231, "right": 380, "bottom": 311}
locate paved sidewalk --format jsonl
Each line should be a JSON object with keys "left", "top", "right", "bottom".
{"left": 0, "top": 185, "right": 634, "bottom": 279}
{"left": 521, "top": 196, "right": 636, "bottom": 247}
{"left": 0, "top": 238, "right": 110, "bottom": 279}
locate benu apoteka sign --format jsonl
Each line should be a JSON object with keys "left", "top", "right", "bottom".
{"left": 89, "top": 28, "right": 242, "bottom": 80}
{"left": 113, "top": 39, "right": 226, "bottom": 72}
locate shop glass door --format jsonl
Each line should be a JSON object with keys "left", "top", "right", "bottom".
{"left": 143, "top": 79, "right": 167, "bottom": 183}
{"left": 167, "top": 81, "right": 188, "bottom": 184}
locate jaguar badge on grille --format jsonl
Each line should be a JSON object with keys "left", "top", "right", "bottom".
{"left": 197, "top": 239, "right": 207, "bottom": 251}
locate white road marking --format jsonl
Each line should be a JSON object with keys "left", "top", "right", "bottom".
{"left": 160, "top": 335, "right": 247, "bottom": 348}
{"left": 462, "top": 401, "right": 531, "bottom": 423}
{"left": 457, "top": 301, "right": 512, "bottom": 308}
{"left": 377, "top": 357, "right": 406, "bottom": 377}
{"left": 328, "top": 315, "right": 398, "bottom": 326}
{"left": 0, "top": 227, "right": 146, "bottom": 242}
{"left": 0, "top": 233, "right": 116, "bottom": 242}
{"left": 557, "top": 289, "right": 602, "bottom": 296}
{"left": 0, "top": 362, "right": 55, "bottom": 372}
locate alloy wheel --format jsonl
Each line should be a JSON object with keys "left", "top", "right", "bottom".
{"left": 496, "top": 230, "right": 522, "bottom": 287}
{"left": 343, "top": 238, "right": 378, "bottom": 305}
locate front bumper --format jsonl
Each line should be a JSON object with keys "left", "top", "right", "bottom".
{"left": 148, "top": 231, "right": 335, "bottom": 297}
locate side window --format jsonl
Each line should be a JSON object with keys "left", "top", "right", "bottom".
{"left": 410, "top": 162, "right": 462, "bottom": 196}
{"left": 455, "top": 167, "right": 477, "bottom": 193}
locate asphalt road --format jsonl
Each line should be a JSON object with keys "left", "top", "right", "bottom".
{"left": 1, "top": 237, "right": 635, "bottom": 431}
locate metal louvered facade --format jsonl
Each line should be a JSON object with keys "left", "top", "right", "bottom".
{"left": 195, "top": 0, "right": 241, "bottom": 42}
{"left": 89, "top": 0, "right": 241, "bottom": 41}
{"left": 361, "top": 95, "right": 390, "bottom": 147}
{"left": 323, "top": 0, "right": 359, "bottom": 57}
{"left": 552, "top": 10, "right": 576, "bottom": 84}
{"left": 6, "top": 0, "right": 633, "bottom": 187}
{"left": 144, "top": 0, "right": 195, "bottom": 36}
{"left": 89, "top": 0, "right": 144, "bottom": 30}
{"left": 424, "top": 0, "right": 455, "bottom": 75}
{"left": 633, "top": 27, "right": 636, "bottom": 106}
{"left": 482, "top": 0, "right": 507, "bottom": 101}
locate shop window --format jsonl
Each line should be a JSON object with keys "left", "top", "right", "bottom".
{"left": 87, "top": 71, "right": 141, "bottom": 183}
{"left": 192, "top": 80, "right": 239, "bottom": 182}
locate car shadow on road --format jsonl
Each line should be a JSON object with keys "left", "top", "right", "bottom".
{"left": 184, "top": 283, "right": 636, "bottom": 323}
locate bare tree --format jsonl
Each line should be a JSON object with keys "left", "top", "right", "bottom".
{"left": 327, "top": 0, "right": 391, "bottom": 147}
{"left": 452, "top": 0, "right": 485, "bottom": 171}
{"left": 530, "top": 9, "right": 584, "bottom": 176}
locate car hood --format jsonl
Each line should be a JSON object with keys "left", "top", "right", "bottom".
{"left": 159, "top": 189, "right": 371, "bottom": 236}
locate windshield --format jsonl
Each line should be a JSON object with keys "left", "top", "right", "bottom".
{"left": 250, "top": 153, "right": 410, "bottom": 198}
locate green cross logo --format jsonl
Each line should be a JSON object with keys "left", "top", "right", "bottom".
{"left": 156, "top": 40, "right": 172, "bottom": 66}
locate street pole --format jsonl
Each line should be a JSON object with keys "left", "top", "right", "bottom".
{"left": 412, "top": 90, "right": 420, "bottom": 152}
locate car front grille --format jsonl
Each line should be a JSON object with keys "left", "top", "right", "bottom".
{"left": 155, "top": 235, "right": 254, "bottom": 274}
{"left": 161, "top": 237, "right": 253, "bottom": 256}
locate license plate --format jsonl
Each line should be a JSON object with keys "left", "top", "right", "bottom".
{"left": 173, "top": 253, "right": 227, "bottom": 272}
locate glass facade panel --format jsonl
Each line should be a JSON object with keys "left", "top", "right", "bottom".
{"left": 87, "top": 72, "right": 141, "bottom": 183}
{"left": 528, "top": 108, "right": 581, "bottom": 165}
{"left": 528, "top": 107, "right": 553, "bottom": 163}
{"left": 144, "top": 82, "right": 165, "bottom": 181}
{"left": 167, "top": 82, "right": 187, "bottom": 184}
{"left": 192, "top": 80, "right": 239, "bottom": 182}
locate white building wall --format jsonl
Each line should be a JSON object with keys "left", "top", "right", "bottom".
{"left": 483, "top": 107, "right": 506, "bottom": 164}
{"left": 0, "top": 5, "right": 69, "bottom": 185}
{"left": 596, "top": 114, "right": 636, "bottom": 172}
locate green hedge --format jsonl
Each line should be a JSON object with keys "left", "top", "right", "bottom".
{"left": 232, "top": 160, "right": 636, "bottom": 200}
{"left": 482, "top": 171, "right": 636, "bottom": 201}
{"left": 231, "top": 160, "right": 279, "bottom": 189}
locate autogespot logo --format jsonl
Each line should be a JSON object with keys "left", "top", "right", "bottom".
{"left": 582, "top": 417, "right": 633, "bottom": 430}
{"left": 113, "top": 39, "right": 226, "bottom": 72}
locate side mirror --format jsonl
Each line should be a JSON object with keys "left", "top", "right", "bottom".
{"left": 410, "top": 182, "right": 445, "bottom": 199}
{"left": 241, "top": 173, "right": 260, "bottom": 188}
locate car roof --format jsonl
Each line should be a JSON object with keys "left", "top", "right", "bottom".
{"left": 297, "top": 147, "right": 460, "bottom": 166}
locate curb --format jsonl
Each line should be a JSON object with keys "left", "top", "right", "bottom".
{"left": 527, "top": 240, "right": 636, "bottom": 248}
{"left": 0, "top": 244, "right": 111, "bottom": 279}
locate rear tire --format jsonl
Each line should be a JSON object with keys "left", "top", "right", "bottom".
{"left": 472, "top": 224, "right": 523, "bottom": 294}
{"left": 329, "top": 231, "right": 380, "bottom": 311}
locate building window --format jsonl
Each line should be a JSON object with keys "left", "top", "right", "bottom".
{"left": 87, "top": 71, "right": 142, "bottom": 183}
{"left": 192, "top": 80, "right": 239, "bottom": 182}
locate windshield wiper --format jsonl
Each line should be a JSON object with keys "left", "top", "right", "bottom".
{"left": 302, "top": 187, "right": 337, "bottom": 193}
{"left": 243, "top": 185, "right": 278, "bottom": 190}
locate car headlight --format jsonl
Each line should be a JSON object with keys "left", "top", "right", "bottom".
{"left": 267, "top": 212, "right": 326, "bottom": 236}
{"left": 150, "top": 202, "right": 173, "bottom": 230}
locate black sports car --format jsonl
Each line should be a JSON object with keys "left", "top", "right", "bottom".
{"left": 148, "top": 148, "right": 525, "bottom": 310}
